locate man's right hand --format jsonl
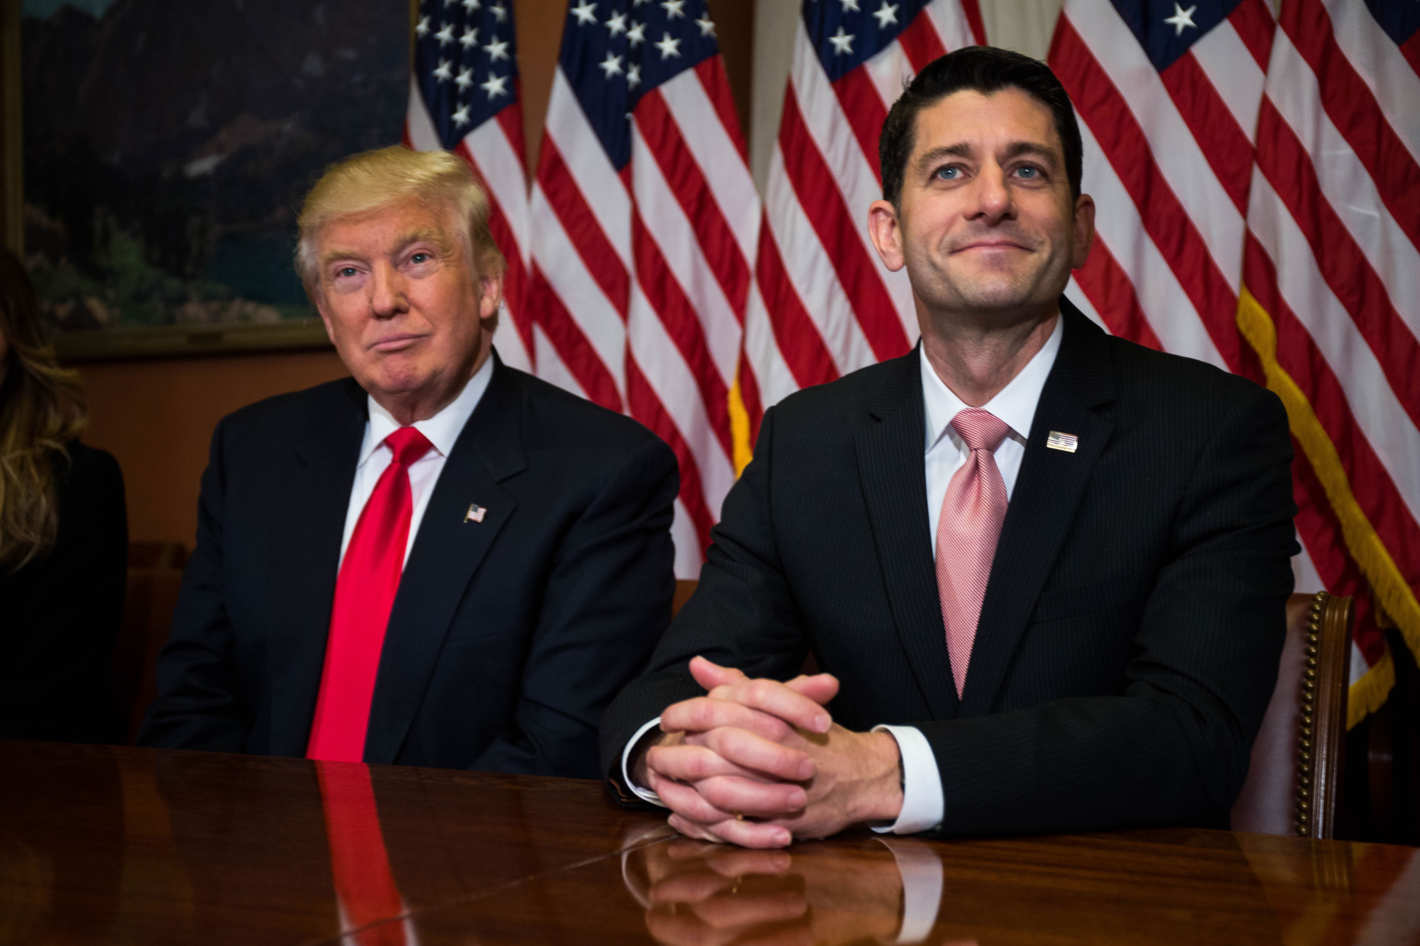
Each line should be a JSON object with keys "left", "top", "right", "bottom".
{"left": 635, "top": 656, "right": 839, "bottom": 848}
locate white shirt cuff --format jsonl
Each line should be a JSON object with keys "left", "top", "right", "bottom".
{"left": 621, "top": 716, "right": 666, "bottom": 807}
{"left": 870, "top": 725, "right": 944, "bottom": 835}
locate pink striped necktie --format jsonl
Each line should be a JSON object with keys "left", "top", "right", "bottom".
{"left": 307, "top": 426, "right": 433, "bottom": 762}
{"left": 935, "top": 409, "right": 1010, "bottom": 698}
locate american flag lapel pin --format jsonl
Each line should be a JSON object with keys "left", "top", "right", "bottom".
{"left": 1045, "top": 431, "right": 1079, "bottom": 454}
{"left": 464, "top": 503, "right": 487, "bottom": 524}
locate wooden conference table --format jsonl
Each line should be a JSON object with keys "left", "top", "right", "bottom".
{"left": 3, "top": 742, "right": 1417, "bottom": 944}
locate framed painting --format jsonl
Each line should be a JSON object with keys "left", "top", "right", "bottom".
{"left": 14, "top": 0, "right": 408, "bottom": 359}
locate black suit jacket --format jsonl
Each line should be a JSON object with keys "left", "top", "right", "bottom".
{"left": 143, "top": 358, "right": 678, "bottom": 776}
{"left": 602, "top": 300, "right": 1297, "bottom": 834}
{"left": 2, "top": 443, "right": 127, "bottom": 743}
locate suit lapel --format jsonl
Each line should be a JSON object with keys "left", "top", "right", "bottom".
{"left": 267, "top": 380, "right": 368, "bottom": 755}
{"left": 854, "top": 351, "right": 960, "bottom": 720}
{"left": 363, "top": 362, "right": 526, "bottom": 763}
{"left": 960, "top": 301, "right": 1116, "bottom": 714}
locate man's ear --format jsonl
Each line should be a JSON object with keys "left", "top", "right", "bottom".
{"left": 478, "top": 272, "right": 504, "bottom": 330}
{"left": 867, "top": 200, "right": 906, "bottom": 272}
{"left": 1070, "top": 193, "right": 1096, "bottom": 269}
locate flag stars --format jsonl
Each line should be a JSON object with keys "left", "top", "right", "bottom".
{"left": 840, "top": 0, "right": 860, "bottom": 11}
{"left": 1163, "top": 3, "right": 1197, "bottom": 36}
{"left": 873, "top": 2, "right": 898, "bottom": 28}
{"left": 461, "top": 0, "right": 480, "bottom": 11}
{"left": 415, "top": 15, "right": 430, "bottom": 37}
{"left": 485, "top": 37, "right": 510, "bottom": 61}
{"left": 435, "top": 22, "right": 455, "bottom": 45}
{"left": 460, "top": 26, "right": 479, "bottom": 49}
{"left": 481, "top": 72, "right": 509, "bottom": 98}
{"left": 572, "top": 1, "right": 597, "bottom": 25}
{"left": 433, "top": 58, "right": 453, "bottom": 81}
{"left": 606, "top": 11, "right": 627, "bottom": 36}
{"left": 455, "top": 66, "right": 473, "bottom": 90}
{"left": 696, "top": 13, "right": 715, "bottom": 37}
{"left": 828, "top": 26, "right": 854, "bottom": 55}
{"left": 490, "top": 2, "right": 507, "bottom": 21}
{"left": 627, "top": 21, "right": 646, "bottom": 45}
{"left": 627, "top": 63, "right": 641, "bottom": 88}
{"left": 452, "top": 103, "right": 471, "bottom": 127}
{"left": 662, "top": 0, "right": 685, "bottom": 18}
{"left": 599, "top": 51, "right": 624, "bottom": 79}
{"left": 655, "top": 31, "right": 682, "bottom": 59}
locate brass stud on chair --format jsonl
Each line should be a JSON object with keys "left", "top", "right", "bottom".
{"left": 1292, "top": 591, "right": 1327, "bottom": 837}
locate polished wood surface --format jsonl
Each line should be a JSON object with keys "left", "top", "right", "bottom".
{"left": 3, "top": 742, "right": 1417, "bottom": 944}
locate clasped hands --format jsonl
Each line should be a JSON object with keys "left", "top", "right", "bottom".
{"left": 634, "top": 656, "right": 904, "bottom": 848}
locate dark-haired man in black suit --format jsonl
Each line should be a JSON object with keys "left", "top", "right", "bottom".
{"left": 144, "top": 146, "right": 677, "bottom": 776}
{"left": 601, "top": 46, "right": 1295, "bottom": 845}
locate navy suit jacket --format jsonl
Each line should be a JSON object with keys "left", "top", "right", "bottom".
{"left": 143, "top": 357, "right": 678, "bottom": 776}
{"left": 601, "top": 300, "right": 1296, "bottom": 834}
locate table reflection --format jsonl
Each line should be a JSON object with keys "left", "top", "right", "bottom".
{"left": 623, "top": 837, "right": 978, "bottom": 946}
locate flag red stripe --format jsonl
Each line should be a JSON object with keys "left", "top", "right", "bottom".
{"left": 634, "top": 90, "right": 751, "bottom": 321}
{"left": 831, "top": 66, "right": 890, "bottom": 185}
{"left": 497, "top": 92, "right": 528, "bottom": 167}
{"left": 1256, "top": 102, "right": 1420, "bottom": 424}
{"left": 1243, "top": 236, "right": 1420, "bottom": 582}
{"left": 1053, "top": 18, "right": 1243, "bottom": 370}
{"left": 625, "top": 357, "right": 716, "bottom": 552}
{"left": 1281, "top": 0, "right": 1420, "bottom": 251}
{"left": 630, "top": 211, "right": 734, "bottom": 459}
{"left": 1227, "top": 0, "right": 1275, "bottom": 71}
{"left": 896, "top": 7, "right": 951, "bottom": 73}
{"left": 778, "top": 92, "right": 912, "bottom": 362}
{"left": 535, "top": 138, "right": 631, "bottom": 316}
{"left": 457, "top": 140, "right": 533, "bottom": 361}
{"left": 1159, "top": 52, "right": 1252, "bottom": 212}
{"left": 737, "top": 354, "right": 764, "bottom": 450}
{"left": 1291, "top": 445, "right": 1388, "bottom": 664}
{"left": 1073, "top": 241, "right": 1163, "bottom": 351}
{"left": 960, "top": 0, "right": 986, "bottom": 47}
{"left": 755, "top": 216, "right": 838, "bottom": 390}
{"left": 526, "top": 270, "right": 624, "bottom": 412}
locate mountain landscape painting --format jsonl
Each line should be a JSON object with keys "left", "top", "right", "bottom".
{"left": 21, "top": 0, "right": 406, "bottom": 354}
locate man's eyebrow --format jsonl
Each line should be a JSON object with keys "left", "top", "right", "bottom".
{"left": 319, "top": 228, "right": 448, "bottom": 271}
{"left": 999, "top": 140, "right": 1060, "bottom": 166}
{"left": 914, "top": 143, "right": 973, "bottom": 172}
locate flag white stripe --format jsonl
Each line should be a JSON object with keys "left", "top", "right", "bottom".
{"left": 1265, "top": 31, "right": 1420, "bottom": 334}
{"left": 1077, "top": 121, "right": 1227, "bottom": 367}
{"left": 1247, "top": 173, "right": 1420, "bottom": 523}
{"left": 544, "top": 70, "right": 632, "bottom": 265}
{"left": 1188, "top": 20, "right": 1268, "bottom": 146}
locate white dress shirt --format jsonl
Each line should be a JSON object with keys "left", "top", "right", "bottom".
{"left": 338, "top": 355, "right": 494, "bottom": 568}
{"left": 621, "top": 316, "right": 1062, "bottom": 834}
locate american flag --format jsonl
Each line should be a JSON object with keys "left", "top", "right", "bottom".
{"left": 1238, "top": 0, "right": 1419, "bottom": 723}
{"left": 526, "top": 0, "right": 759, "bottom": 578}
{"left": 405, "top": 0, "right": 535, "bottom": 373}
{"left": 1048, "top": 0, "right": 1419, "bottom": 721}
{"left": 736, "top": 0, "right": 984, "bottom": 454}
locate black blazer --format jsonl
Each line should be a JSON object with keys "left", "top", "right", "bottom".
{"left": 2, "top": 443, "right": 127, "bottom": 742}
{"left": 602, "top": 300, "right": 1297, "bottom": 834}
{"left": 143, "top": 358, "right": 678, "bottom": 776}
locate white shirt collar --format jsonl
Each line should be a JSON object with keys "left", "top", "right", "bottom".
{"left": 921, "top": 314, "right": 1063, "bottom": 451}
{"left": 359, "top": 353, "right": 496, "bottom": 465}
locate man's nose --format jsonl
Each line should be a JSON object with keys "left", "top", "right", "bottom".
{"left": 369, "top": 264, "right": 408, "bottom": 318}
{"left": 970, "top": 165, "right": 1014, "bottom": 221}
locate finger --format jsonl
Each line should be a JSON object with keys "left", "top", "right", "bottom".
{"left": 660, "top": 697, "right": 796, "bottom": 743}
{"left": 655, "top": 769, "right": 806, "bottom": 821}
{"left": 704, "top": 677, "right": 833, "bottom": 734}
{"left": 668, "top": 812, "right": 794, "bottom": 850}
{"left": 651, "top": 731, "right": 814, "bottom": 784}
{"left": 688, "top": 655, "right": 749, "bottom": 692}
{"left": 784, "top": 672, "right": 840, "bottom": 707}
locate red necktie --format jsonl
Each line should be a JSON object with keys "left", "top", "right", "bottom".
{"left": 935, "top": 409, "right": 1009, "bottom": 698}
{"left": 316, "top": 762, "right": 407, "bottom": 944}
{"left": 307, "top": 427, "right": 433, "bottom": 762}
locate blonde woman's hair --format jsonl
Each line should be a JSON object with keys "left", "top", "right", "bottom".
{"left": 0, "top": 250, "right": 88, "bottom": 570}
{"left": 295, "top": 146, "right": 505, "bottom": 298}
